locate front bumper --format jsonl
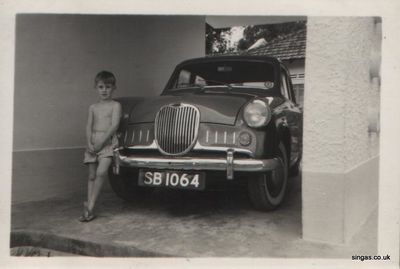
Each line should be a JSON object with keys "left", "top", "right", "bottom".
{"left": 113, "top": 148, "right": 280, "bottom": 180}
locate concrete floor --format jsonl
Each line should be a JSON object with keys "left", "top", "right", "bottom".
{"left": 11, "top": 174, "right": 377, "bottom": 257}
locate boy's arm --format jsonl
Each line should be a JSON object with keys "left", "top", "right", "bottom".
{"left": 86, "top": 105, "right": 95, "bottom": 153}
{"left": 93, "top": 102, "right": 122, "bottom": 151}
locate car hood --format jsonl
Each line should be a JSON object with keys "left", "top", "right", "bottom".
{"left": 122, "top": 91, "right": 282, "bottom": 125}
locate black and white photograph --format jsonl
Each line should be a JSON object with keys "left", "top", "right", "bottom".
{"left": 1, "top": 0, "right": 399, "bottom": 268}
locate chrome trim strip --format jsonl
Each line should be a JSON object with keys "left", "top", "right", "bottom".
{"left": 123, "top": 131, "right": 128, "bottom": 144}
{"left": 193, "top": 142, "right": 254, "bottom": 157}
{"left": 146, "top": 130, "right": 149, "bottom": 142}
{"left": 226, "top": 149, "right": 234, "bottom": 179}
{"left": 206, "top": 130, "right": 209, "bottom": 143}
{"left": 126, "top": 141, "right": 254, "bottom": 157}
{"left": 173, "top": 107, "right": 178, "bottom": 152}
{"left": 131, "top": 130, "right": 135, "bottom": 144}
{"left": 139, "top": 130, "right": 142, "bottom": 142}
{"left": 215, "top": 131, "right": 218, "bottom": 143}
{"left": 233, "top": 132, "right": 236, "bottom": 144}
{"left": 224, "top": 131, "right": 227, "bottom": 144}
{"left": 176, "top": 108, "right": 180, "bottom": 152}
{"left": 182, "top": 107, "right": 188, "bottom": 152}
{"left": 114, "top": 149, "right": 279, "bottom": 172}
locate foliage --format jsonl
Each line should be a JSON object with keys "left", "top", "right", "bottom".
{"left": 206, "top": 21, "right": 306, "bottom": 54}
{"left": 206, "top": 23, "right": 235, "bottom": 54}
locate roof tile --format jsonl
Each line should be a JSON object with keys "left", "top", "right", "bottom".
{"left": 211, "top": 28, "right": 307, "bottom": 60}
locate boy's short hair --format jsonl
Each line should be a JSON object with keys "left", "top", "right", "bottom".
{"left": 95, "top": 71, "right": 116, "bottom": 87}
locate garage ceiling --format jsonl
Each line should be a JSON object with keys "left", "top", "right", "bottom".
{"left": 206, "top": 16, "right": 306, "bottom": 28}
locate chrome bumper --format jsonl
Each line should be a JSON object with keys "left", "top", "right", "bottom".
{"left": 113, "top": 149, "right": 280, "bottom": 180}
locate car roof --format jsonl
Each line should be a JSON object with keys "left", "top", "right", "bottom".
{"left": 176, "top": 55, "right": 282, "bottom": 67}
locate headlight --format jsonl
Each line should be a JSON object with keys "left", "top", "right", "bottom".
{"left": 243, "top": 99, "right": 271, "bottom": 128}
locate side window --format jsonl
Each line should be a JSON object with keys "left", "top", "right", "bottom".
{"left": 281, "top": 68, "right": 296, "bottom": 103}
{"left": 287, "top": 72, "right": 297, "bottom": 104}
{"left": 175, "top": 69, "right": 191, "bottom": 88}
{"left": 173, "top": 70, "right": 206, "bottom": 88}
{"left": 194, "top": 75, "right": 206, "bottom": 86}
{"left": 280, "top": 70, "right": 289, "bottom": 99}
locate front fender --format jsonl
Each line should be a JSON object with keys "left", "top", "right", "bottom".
{"left": 115, "top": 96, "right": 147, "bottom": 134}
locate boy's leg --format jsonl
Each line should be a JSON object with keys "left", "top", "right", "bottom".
{"left": 87, "top": 163, "right": 97, "bottom": 205}
{"left": 88, "top": 157, "right": 112, "bottom": 213}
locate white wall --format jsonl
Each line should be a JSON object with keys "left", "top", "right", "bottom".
{"left": 12, "top": 15, "right": 205, "bottom": 203}
{"left": 302, "top": 17, "right": 380, "bottom": 244}
{"left": 303, "top": 17, "right": 379, "bottom": 173}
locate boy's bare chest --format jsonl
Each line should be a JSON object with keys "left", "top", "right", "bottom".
{"left": 93, "top": 104, "right": 113, "bottom": 120}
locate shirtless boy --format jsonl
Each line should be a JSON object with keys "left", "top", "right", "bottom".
{"left": 79, "top": 71, "right": 122, "bottom": 222}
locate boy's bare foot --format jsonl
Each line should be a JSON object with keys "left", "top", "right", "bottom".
{"left": 78, "top": 202, "right": 88, "bottom": 222}
{"left": 85, "top": 211, "right": 96, "bottom": 222}
{"left": 78, "top": 214, "right": 87, "bottom": 222}
{"left": 78, "top": 201, "right": 96, "bottom": 222}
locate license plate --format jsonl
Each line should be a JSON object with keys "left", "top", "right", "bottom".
{"left": 138, "top": 170, "right": 205, "bottom": 190}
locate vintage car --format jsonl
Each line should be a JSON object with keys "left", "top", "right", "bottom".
{"left": 110, "top": 55, "right": 302, "bottom": 211}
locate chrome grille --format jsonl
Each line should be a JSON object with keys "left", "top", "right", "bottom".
{"left": 155, "top": 104, "right": 200, "bottom": 155}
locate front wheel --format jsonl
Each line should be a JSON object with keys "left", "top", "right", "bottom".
{"left": 247, "top": 142, "right": 288, "bottom": 211}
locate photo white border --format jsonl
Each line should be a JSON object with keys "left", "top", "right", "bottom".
{"left": 1, "top": 0, "right": 399, "bottom": 268}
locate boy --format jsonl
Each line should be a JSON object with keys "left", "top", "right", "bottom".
{"left": 79, "top": 71, "right": 122, "bottom": 222}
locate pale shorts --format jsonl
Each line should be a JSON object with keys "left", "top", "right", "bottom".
{"left": 83, "top": 132, "right": 118, "bottom": 164}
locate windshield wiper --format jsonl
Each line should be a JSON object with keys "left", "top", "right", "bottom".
{"left": 170, "top": 83, "right": 205, "bottom": 91}
{"left": 199, "top": 79, "right": 233, "bottom": 91}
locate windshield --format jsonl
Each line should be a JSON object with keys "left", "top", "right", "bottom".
{"left": 166, "top": 60, "right": 276, "bottom": 91}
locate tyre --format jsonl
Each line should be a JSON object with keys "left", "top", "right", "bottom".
{"left": 247, "top": 142, "right": 288, "bottom": 211}
{"left": 108, "top": 167, "right": 153, "bottom": 202}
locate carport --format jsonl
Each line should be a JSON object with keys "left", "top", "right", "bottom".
{"left": 11, "top": 14, "right": 383, "bottom": 257}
